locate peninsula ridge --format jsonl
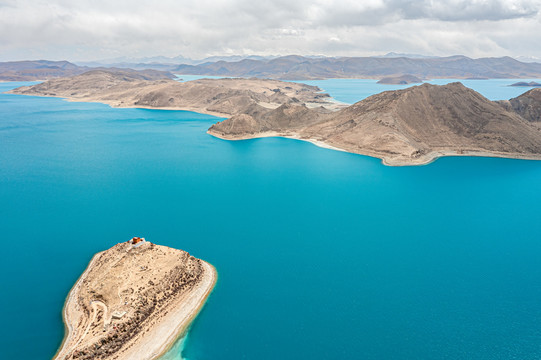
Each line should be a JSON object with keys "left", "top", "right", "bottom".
{"left": 9, "top": 71, "right": 541, "bottom": 166}
{"left": 54, "top": 239, "right": 217, "bottom": 360}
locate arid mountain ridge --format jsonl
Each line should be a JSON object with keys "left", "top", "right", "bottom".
{"left": 8, "top": 70, "right": 541, "bottom": 166}
{"left": 209, "top": 83, "right": 541, "bottom": 165}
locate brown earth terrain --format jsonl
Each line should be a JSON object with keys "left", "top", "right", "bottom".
{"left": 209, "top": 83, "right": 541, "bottom": 165}
{"left": 9, "top": 70, "right": 341, "bottom": 116}
{"left": 54, "top": 239, "right": 217, "bottom": 360}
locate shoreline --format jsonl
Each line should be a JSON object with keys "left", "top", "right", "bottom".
{"left": 7, "top": 92, "right": 345, "bottom": 117}
{"left": 4, "top": 78, "right": 349, "bottom": 119}
{"left": 6, "top": 92, "right": 343, "bottom": 118}
{"left": 6, "top": 92, "right": 230, "bottom": 118}
{"left": 153, "top": 262, "right": 217, "bottom": 360}
{"left": 207, "top": 130, "right": 541, "bottom": 166}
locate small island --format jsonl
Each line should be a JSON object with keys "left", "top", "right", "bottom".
{"left": 377, "top": 74, "right": 423, "bottom": 85}
{"left": 509, "top": 81, "right": 541, "bottom": 87}
{"left": 54, "top": 238, "right": 217, "bottom": 360}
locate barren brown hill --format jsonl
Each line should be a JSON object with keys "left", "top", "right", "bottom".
{"left": 54, "top": 239, "right": 216, "bottom": 360}
{"left": 9, "top": 70, "right": 340, "bottom": 116}
{"left": 209, "top": 83, "right": 541, "bottom": 165}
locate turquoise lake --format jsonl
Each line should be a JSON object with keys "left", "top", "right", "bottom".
{"left": 1, "top": 79, "right": 541, "bottom": 359}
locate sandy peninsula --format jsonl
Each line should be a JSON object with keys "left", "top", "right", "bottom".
{"left": 54, "top": 238, "right": 217, "bottom": 360}
{"left": 8, "top": 70, "right": 343, "bottom": 117}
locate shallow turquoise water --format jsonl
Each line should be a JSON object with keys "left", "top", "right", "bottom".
{"left": 299, "top": 78, "right": 541, "bottom": 103}
{"left": 1, "top": 80, "right": 541, "bottom": 360}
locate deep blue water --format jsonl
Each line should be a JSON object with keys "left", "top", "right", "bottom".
{"left": 1, "top": 80, "right": 541, "bottom": 360}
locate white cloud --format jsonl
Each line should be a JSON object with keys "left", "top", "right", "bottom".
{"left": 0, "top": 0, "right": 540, "bottom": 61}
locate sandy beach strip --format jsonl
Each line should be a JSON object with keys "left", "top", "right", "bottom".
{"left": 142, "top": 261, "right": 217, "bottom": 360}
{"left": 54, "top": 251, "right": 105, "bottom": 359}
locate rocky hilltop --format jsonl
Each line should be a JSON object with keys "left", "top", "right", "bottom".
{"left": 54, "top": 239, "right": 217, "bottom": 360}
{"left": 9, "top": 70, "right": 340, "bottom": 116}
{"left": 209, "top": 83, "right": 541, "bottom": 165}
{"left": 498, "top": 88, "right": 541, "bottom": 128}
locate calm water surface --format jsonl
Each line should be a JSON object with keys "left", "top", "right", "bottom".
{"left": 1, "top": 80, "right": 541, "bottom": 360}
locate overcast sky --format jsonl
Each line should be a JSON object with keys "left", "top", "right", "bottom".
{"left": 1, "top": 0, "right": 540, "bottom": 61}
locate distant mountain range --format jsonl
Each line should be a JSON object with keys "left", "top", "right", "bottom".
{"left": 0, "top": 60, "right": 89, "bottom": 81}
{"left": 3, "top": 55, "right": 541, "bottom": 81}
{"left": 74, "top": 55, "right": 279, "bottom": 68}
{"left": 0, "top": 60, "right": 175, "bottom": 81}
{"left": 172, "top": 55, "right": 541, "bottom": 80}
{"left": 75, "top": 52, "right": 439, "bottom": 67}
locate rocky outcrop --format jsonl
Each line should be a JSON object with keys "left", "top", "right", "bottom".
{"left": 498, "top": 88, "right": 541, "bottom": 125}
{"left": 209, "top": 103, "right": 332, "bottom": 137}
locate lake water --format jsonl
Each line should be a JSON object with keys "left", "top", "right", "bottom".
{"left": 1, "top": 79, "right": 541, "bottom": 360}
